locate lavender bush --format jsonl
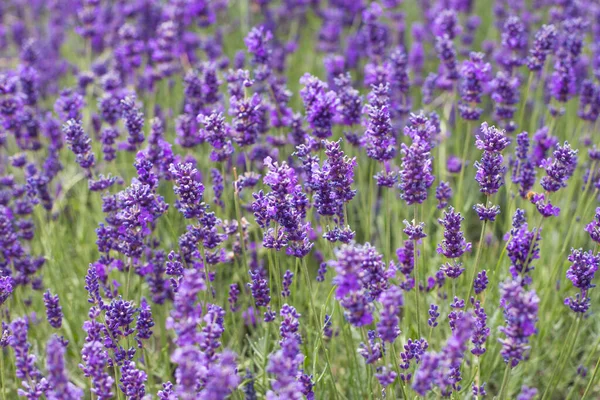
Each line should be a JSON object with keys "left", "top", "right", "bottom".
{"left": 0, "top": 1, "right": 600, "bottom": 399}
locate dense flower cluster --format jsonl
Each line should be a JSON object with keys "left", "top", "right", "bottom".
{"left": 1, "top": 2, "right": 599, "bottom": 399}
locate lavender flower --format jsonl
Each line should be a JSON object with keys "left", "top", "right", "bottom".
{"left": 170, "top": 163, "right": 205, "bottom": 219}
{"left": 200, "top": 351, "right": 240, "bottom": 400}
{"left": 550, "top": 49, "right": 576, "bottom": 104}
{"left": 198, "top": 112, "right": 234, "bottom": 162}
{"left": 459, "top": 52, "right": 491, "bottom": 120}
{"left": 377, "top": 285, "right": 403, "bottom": 343}
{"left": 436, "top": 34, "right": 459, "bottom": 82}
{"left": 517, "top": 386, "right": 538, "bottom": 400}
{"left": 46, "top": 335, "right": 83, "bottom": 400}
{"left": 400, "top": 120, "right": 435, "bottom": 204}
{"left": 375, "top": 367, "right": 397, "bottom": 388}
{"left": 0, "top": 275, "right": 13, "bottom": 305}
{"left": 412, "top": 313, "right": 474, "bottom": 395}
{"left": 228, "top": 284, "right": 240, "bottom": 312}
{"left": 63, "top": 119, "right": 95, "bottom": 171}
{"left": 507, "top": 222, "right": 541, "bottom": 282}
{"left": 474, "top": 270, "right": 489, "bottom": 295}
{"left": 530, "top": 193, "right": 560, "bottom": 218}
{"left": 512, "top": 131, "right": 536, "bottom": 197}
{"left": 564, "top": 249, "right": 599, "bottom": 313}
{"left": 10, "top": 318, "right": 49, "bottom": 399}
{"left": 491, "top": 72, "right": 519, "bottom": 131}
{"left": 364, "top": 83, "right": 395, "bottom": 162}
{"left": 54, "top": 88, "right": 84, "bottom": 121}
{"left": 334, "top": 73, "right": 362, "bottom": 126}
{"left": 282, "top": 270, "right": 294, "bottom": 298}
{"left": 499, "top": 280, "right": 540, "bottom": 368}
{"left": 267, "top": 337, "right": 305, "bottom": 399}
{"left": 437, "top": 207, "right": 471, "bottom": 258}
{"left": 540, "top": 141, "right": 578, "bottom": 193}
{"left": 585, "top": 208, "right": 600, "bottom": 244}
{"left": 119, "top": 361, "right": 147, "bottom": 399}
{"left": 135, "top": 298, "right": 154, "bottom": 347}
{"left": 399, "top": 338, "right": 428, "bottom": 382}
{"left": 470, "top": 299, "right": 489, "bottom": 356}
{"left": 498, "top": 16, "right": 527, "bottom": 72}
{"left": 435, "top": 181, "right": 452, "bottom": 210}
{"left": 428, "top": 304, "right": 440, "bottom": 327}
{"left": 43, "top": 290, "right": 63, "bottom": 329}
{"left": 106, "top": 297, "right": 136, "bottom": 338}
{"left": 300, "top": 74, "right": 339, "bottom": 139}
{"left": 473, "top": 203, "right": 501, "bottom": 222}
{"left": 310, "top": 139, "right": 357, "bottom": 222}
{"left": 528, "top": 25, "right": 557, "bottom": 71}
{"left": 121, "top": 96, "right": 145, "bottom": 151}
{"left": 248, "top": 270, "right": 270, "bottom": 308}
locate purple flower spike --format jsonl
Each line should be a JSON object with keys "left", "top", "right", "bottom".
{"left": 459, "top": 52, "right": 491, "bottom": 120}
{"left": 63, "top": 119, "right": 95, "bottom": 171}
{"left": 517, "top": 386, "right": 538, "bottom": 400}
{"left": 46, "top": 335, "right": 83, "bottom": 400}
{"left": 0, "top": 276, "right": 13, "bottom": 305}
{"left": 400, "top": 121, "right": 435, "bottom": 205}
{"left": 43, "top": 290, "right": 63, "bottom": 329}
{"left": 435, "top": 181, "right": 453, "bottom": 209}
{"left": 528, "top": 25, "right": 557, "bottom": 71}
{"left": 540, "top": 141, "right": 578, "bottom": 193}
{"left": 473, "top": 203, "right": 501, "bottom": 222}
{"left": 585, "top": 208, "right": 600, "bottom": 243}
{"left": 437, "top": 207, "right": 471, "bottom": 259}
{"left": 248, "top": 270, "right": 270, "bottom": 308}
{"left": 170, "top": 163, "right": 205, "bottom": 219}
{"left": 428, "top": 304, "right": 440, "bottom": 327}
{"left": 377, "top": 285, "right": 403, "bottom": 343}
{"left": 499, "top": 279, "right": 539, "bottom": 368}
{"left": 530, "top": 193, "right": 560, "bottom": 218}
{"left": 564, "top": 249, "right": 599, "bottom": 313}
{"left": 474, "top": 270, "right": 489, "bottom": 295}
{"left": 365, "top": 83, "right": 396, "bottom": 162}
{"left": 475, "top": 122, "right": 510, "bottom": 153}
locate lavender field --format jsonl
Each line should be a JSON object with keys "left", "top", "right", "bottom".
{"left": 1, "top": 0, "right": 600, "bottom": 399}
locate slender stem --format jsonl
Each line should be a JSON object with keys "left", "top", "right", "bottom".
{"left": 582, "top": 355, "right": 600, "bottom": 399}
{"left": 520, "top": 212, "right": 544, "bottom": 280}
{"left": 518, "top": 72, "right": 534, "bottom": 129}
{"left": 466, "top": 219, "right": 487, "bottom": 302}
{"left": 143, "top": 347, "right": 155, "bottom": 396}
{"left": 413, "top": 205, "right": 421, "bottom": 338}
{"left": 498, "top": 363, "right": 512, "bottom": 400}
{"left": 366, "top": 160, "right": 376, "bottom": 242}
{"left": 542, "top": 316, "right": 582, "bottom": 400}
{"left": 302, "top": 259, "right": 339, "bottom": 400}
{"left": 360, "top": 328, "right": 374, "bottom": 400}
{"left": 455, "top": 122, "right": 472, "bottom": 214}
{"left": 125, "top": 259, "right": 133, "bottom": 299}
{"left": 0, "top": 348, "right": 6, "bottom": 400}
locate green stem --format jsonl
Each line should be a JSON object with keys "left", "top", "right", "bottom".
{"left": 518, "top": 72, "right": 534, "bottom": 129}
{"left": 455, "top": 122, "right": 472, "bottom": 214}
{"left": 302, "top": 259, "right": 339, "bottom": 399}
{"left": 520, "top": 212, "right": 544, "bottom": 280}
{"left": 143, "top": 347, "right": 155, "bottom": 396}
{"left": 582, "top": 355, "right": 600, "bottom": 399}
{"left": 498, "top": 363, "right": 512, "bottom": 400}
{"left": 360, "top": 328, "right": 374, "bottom": 400}
{"left": 541, "top": 316, "right": 582, "bottom": 400}
{"left": 366, "top": 160, "right": 376, "bottom": 242}
{"left": 413, "top": 205, "right": 421, "bottom": 339}
{"left": 0, "top": 347, "right": 6, "bottom": 400}
{"left": 125, "top": 259, "right": 133, "bottom": 299}
{"left": 466, "top": 219, "right": 487, "bottom": 302}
